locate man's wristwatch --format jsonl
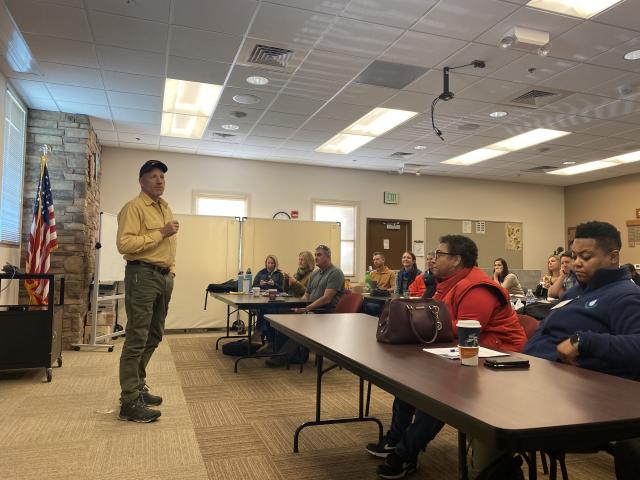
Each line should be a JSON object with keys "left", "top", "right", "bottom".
{"left": 569, "top": 332, "right": 580, "bottom": 352}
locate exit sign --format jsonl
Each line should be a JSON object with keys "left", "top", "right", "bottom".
{"left": 384, "top": 192, "right": 398, "bottom": 204}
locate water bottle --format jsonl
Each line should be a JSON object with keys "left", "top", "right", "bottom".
{"left": 237, "top": 270, "right": 244, "bottom": 292}
{"left": 244, "top": 268, "right": 252, "bottom": 294}
{"left": 525, "top": 288, "right": 536, "bottom": 305}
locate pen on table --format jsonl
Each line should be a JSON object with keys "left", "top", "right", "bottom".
{"left": 450, "top": 348, "right": 457, "bottom": 352}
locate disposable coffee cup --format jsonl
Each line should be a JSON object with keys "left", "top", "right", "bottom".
{"left": 252, "top": 287, "right": 260, "bottom": 296}
{"left": 457, "top": 319, "right": 481, "bottom": 367}
{"left": 268, "top": 289, "right": 277, "bottom": 300}
{"left": 460, "top": 346, "right": 479, "bottom": 366}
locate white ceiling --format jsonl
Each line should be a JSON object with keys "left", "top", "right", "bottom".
{"left": 5, "top": 0, "right": 640, "bottom": 186}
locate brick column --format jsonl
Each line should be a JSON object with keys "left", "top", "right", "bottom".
{"left": 21, "top": 110, "right": 101, "bottom": 348}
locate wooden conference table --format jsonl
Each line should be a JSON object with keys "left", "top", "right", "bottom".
{"left": 266, "top": 312, "right": 640, "bottom": 480}
{"left": 210, "top": 292, "right": 309, "bottom": 372}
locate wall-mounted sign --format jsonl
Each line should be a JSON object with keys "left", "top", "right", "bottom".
{"left": 384, "top": 191, "right": 398, "bottom": 204}
{"left": 291, "top": 210, "right": 299, "bottom": 219}
{"left": 386, "top": 222, "right": 401, "bottom": 230}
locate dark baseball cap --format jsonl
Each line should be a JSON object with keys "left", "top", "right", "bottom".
{"left": 139, "top": 160, "right": 168, "bottom": 177}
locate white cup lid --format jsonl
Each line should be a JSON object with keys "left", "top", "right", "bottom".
{"left": 457, "top": 319, "right": 481, "bottom": 328}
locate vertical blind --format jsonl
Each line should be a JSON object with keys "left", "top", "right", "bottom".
{"left": 0, "top": 89, "right": 26, "bottom": 244}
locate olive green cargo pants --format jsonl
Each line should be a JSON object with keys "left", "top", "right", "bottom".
{"left": 119, "top": 263, "right": 173, "bottom": 404}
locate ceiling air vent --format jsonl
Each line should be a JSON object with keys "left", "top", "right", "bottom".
{"left": 389, "top": 152, "right": 413, "bottom": 158}
{"left": 206, "top": 132, "right": 238, "bottom": 141}
{"left": 247, "top": 44, "right": 294, "bottom": 69}
{"left": 500, "top": 87, "right": 570, "bottom": 109}
{"left": 524, "top": 165, "right": 556, "bottom": 172}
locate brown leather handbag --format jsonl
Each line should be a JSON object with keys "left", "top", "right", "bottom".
{"left": 376, "top": 297, "right": 453, "bottom": 344}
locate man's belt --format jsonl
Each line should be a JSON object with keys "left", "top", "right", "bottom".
{"left": 127, "top": 260, "right": 171, "bottom": 275}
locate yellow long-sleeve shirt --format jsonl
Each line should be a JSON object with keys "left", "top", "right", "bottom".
{"left": 116, "top": 192, "right": 177, "bottom": 274}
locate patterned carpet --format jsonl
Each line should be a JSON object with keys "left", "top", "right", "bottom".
{"left": 0, "top": 332, "right": 616, "bottom": 480}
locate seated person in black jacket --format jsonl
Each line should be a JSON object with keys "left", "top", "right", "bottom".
{"left": 253, "top": 254, "right": 284, "bottom": 291}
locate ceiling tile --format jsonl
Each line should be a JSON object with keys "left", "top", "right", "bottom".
{"left": 90, "top": 116, "right": 114, "bottom": 131}
{"left": 210, "top": 104, "right": 265, "bottom": 125}
{"left": 588, "top": 100, "right": 640, "bottom": 120}
{"left": 47, "top": 84, "right": 108, "bottom": 105}
{"left": 6, "top": 0, "right": 92, "bottom": 41}
{"left": 302, "top": 116, "right": 351, "bottom": 132}
{"left": 316, "top": 17, "right": 404, "bottom": 59}
{"left": 315, "top": 101, "right": 372, "bottom": 121}
{"left": 111, "top": 107, "right": 161, "bottom": 124}
{"left": 268, "top": 93, "right": 324, "bottom": 115}
{"left": 166, "top": 56, "right": 230, "bottom": 84}
{"left": 159, "top": 136, "right": 201, "bottom": 148}
{"left": 242, "top": 135, "right": 285, "bottom": 147}
{"left": 102, "top": 70, "right": 165, "bottom": 96}
{"left": 250, "top": 124, "right": 296, "bottom": 138}
{"left": 23, "top": 96, "right": 58, "bottom": 110}
{"left": 114, "top": 121, "right": 161, "bottom": 134}
{"left": 413, "top": 0, "right": 517, "bottom": 41}
{"left": 117, "top": 132, "right": 159, "bottom": 145}
{"left": 265, "top": 0, "right": 349, "bottom": 15}
{"left": 56, "top": 101, "right": 111, "bottom": 118}
{"left": 107, "top": 91, "right": 162, "bottom": 111}
{"left": 593, "top": 0, "right": 640, "bottom": 33}
{"left": 88, "top": 11, "right": 168, "bottom": 54}
{"left": 380, "top": 31, "right": 467, "bottom": 68}
{"left": 283, "top": 74, "right": 343, "bottom": 100}
{"left": 474, "top": 6, "right": 581, "bottom": 47}
{"left": 586, "top": 72, "right": 640, "bottom": 102}
{"left": 86, "top": 0, "right": 171, "bottom": 23}
{"left": 10, "top": 79, "right": 50, "bottom": 99}
{"left": 249, "top": 3, "right": 333, "bottom": 49}
{"left": 332, "top": 84, "right": 397, "bottom": 107}
{"left": 95, "top": 129, "right": 118, "bottom": 142}
{"left": 296, "top": 50, "right": 371, "bottom": 83}
{"left": 219, "top": 86, "right": 276, "bottom": 109}
{"left": 226, "top": 65, "right": 291, "bottom": 93}
{"left": 456, "top": 77, "right": 525, "bottom": 102}
{"left": 39, "top": 62, "right": 104, "bottom": 89}
{"left": 169, "top": 26, "right": 242, "bottom": 64}
{"left": 540, "top": 93, "right": 614, "bottom": 116}
{"left": 381, "top": 91, "right": 433, "bottom": 113}
{"left": 589, "top": 36, "right": 640, "bottom": 73}
{"left": 489, "top": 54, "right": 576, "bottom": 84}
{"left": 172, "top": 0, "right": 258, "bottom": 35}
{"left": 121, "top": 141, "right": 160, "bottom": 150}
{"left": 341, "top": 0, "right": 437, "bottom": 29}
{"left": 436, "top": 43, "right": 525, "bottom": 76}
{"left": 550, "top": 21, "right": 637, "bottom": 62}
{"left": 24, "top": 34, "right": 98, "bottom": 68}
{"left": 539, "top": 64, "right": 628, "bottom": 92}
{"left": 96, "top": 45, "right": 166, "bottom": 76}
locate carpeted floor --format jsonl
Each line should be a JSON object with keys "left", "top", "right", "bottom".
{"left": 0, "top": 332, "right": 615, "bottom": 479}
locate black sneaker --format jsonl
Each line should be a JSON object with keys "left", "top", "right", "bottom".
{"left": 376, "top": 452, "right": 417, "bottom": 479}
{"left": 140, "top": 384, "right": 162, "bottom": 406}
{"left": 119, "top": 395, "right": 161, "bottom": 423}
{"left": 366, "top": 433, "right": 396, "bottom": 458}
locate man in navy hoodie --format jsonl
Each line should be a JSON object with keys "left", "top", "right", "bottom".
{"left": 524, "top": 221, "right": 640, "bottom": 380}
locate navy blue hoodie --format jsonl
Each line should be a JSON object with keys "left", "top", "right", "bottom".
{"left": 524, "top": 267, "right": 640, "bottom": 379}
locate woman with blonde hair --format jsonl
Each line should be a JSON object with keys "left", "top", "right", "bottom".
{"left": 284, "top": 251, "right": 315, "bottom": 297}
{"left": 253, "top": 254, "right": 284, "bottom": 291}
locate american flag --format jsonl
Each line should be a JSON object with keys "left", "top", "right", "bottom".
{"left": 25, "top": 151, "right": 58, "bottom": 305}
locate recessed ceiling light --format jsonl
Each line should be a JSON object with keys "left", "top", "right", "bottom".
{"left": 315, "top": 133, "right": 375, "bottom": 154}
{"left": 549, "top": 150, "right": 640, "bottom": 175}
{"left": 246, "top": 76, "right": 269, "bottom": 86}
{"left": 526, "top": 0, "right": 623, "bottom": 19}
{"left": 414, "top": 145, "right": 427, "bottom": 150}
{"left": 233, "top": 94, "right": 261, "bottom": 105}
{"left": 624, "top": 50, "right": 640, "bottom": 61}
{"left": 489, "top": 111, "right": 508, "bottom": 118}
{"left": 342, "top": 108, "right": 418, "bottom": 137}
{"left": 563, "top": 161, "right": 576, "bottom": 165}
{"left": 221, "top": 124, "right": 239, "bottom": 131}
{"left": 162, "top": 79, "right": 222, "bottom": 138}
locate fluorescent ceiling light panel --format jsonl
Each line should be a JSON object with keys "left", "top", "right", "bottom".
{"left": 315, "top": 133, "right": 375, "bottom": 154}
{"left": 343, "top": 108, "right": 418, "bottom": 137}
{"left": 488, "top": 128, "right": 570, "bottom": 152}
{"left": 163, "top": 78, "right": 222, "bottom": 117}
{"left": 548, "top": 150, "right": 640, "bottom": 175}
{"left": 526, "top": 0, "right": 623, "bottom": 19}
{"left": 161, "top": 113, "right": 208, "bottom": 139}
{"left": 442, "top": 148, "right": 507, "bottom": 166}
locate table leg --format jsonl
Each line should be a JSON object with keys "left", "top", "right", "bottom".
{"left": 293, "top": 354, "right": 384, "bottom": 453}
{"left": 458, "top": 431, "right": 468, "bottom": 480}
{"left": 215, "top": 306, "right": 244, "bottom": 350}
{"left": 365, "top": 381, "right": 372, "bottom": 417}
{"left": 524, "top": 451, "right": 538, "bottom": 480}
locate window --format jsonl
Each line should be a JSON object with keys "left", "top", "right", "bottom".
{"left": 0, "top": 89, "right": 26, "bottom": 244}
{"left": 193, "top": 192, "right": 247, "bottom": 218}
{"left": 313, "top": 201, "right": 356, "bottom": 276}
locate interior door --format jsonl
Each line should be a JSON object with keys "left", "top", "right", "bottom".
{"left": 366, "top": 219, "right": 412, "bottom": 270}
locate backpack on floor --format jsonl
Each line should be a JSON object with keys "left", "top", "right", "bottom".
{"left": 475, "top": 454, "right": 524, "bottom": 480}
{"left": 221, "top": 339, "right": 261, "bottom": 356}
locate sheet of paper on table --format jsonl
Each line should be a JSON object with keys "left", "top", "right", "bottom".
{"left": 423, "top": 346, "right": 510, "bottom": 359}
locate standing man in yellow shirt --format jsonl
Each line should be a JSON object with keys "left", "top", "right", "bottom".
{"left": 116, "top": 160, "right": 178, "bottom": 423}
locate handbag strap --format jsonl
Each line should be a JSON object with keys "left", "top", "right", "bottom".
{"left": 405, "top": 303, "right": 442, "bottom": 344}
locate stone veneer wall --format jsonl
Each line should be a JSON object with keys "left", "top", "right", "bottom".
{"left": 21, "top": 110, "right": 101, "bottom": 349}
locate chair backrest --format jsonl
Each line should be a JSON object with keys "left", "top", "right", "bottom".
{"left": 334, "top": 291, "right": 364, "bottom": 313}
{"left": 517, "top": 313, "right": 539, "bottom": 339}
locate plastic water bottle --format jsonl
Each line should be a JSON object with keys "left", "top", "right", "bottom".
{"left": 237, "top": 270, "right": 244, "bottom": 292}
{"left": 244, "top": 268, "right": 252, "bottom": 294}
{"left": 525, "top": 288, "right": 536, "bottom": 305}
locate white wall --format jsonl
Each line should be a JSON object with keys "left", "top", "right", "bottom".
{"left": 0, "top": 70, "right": 21, "bottom": 305}
{"left": 100, "top": 147, "right": 565, "bottom": 279}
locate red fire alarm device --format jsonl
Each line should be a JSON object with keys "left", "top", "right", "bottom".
{"left": 291, "top": 210, "right": 299, "bottom": 219}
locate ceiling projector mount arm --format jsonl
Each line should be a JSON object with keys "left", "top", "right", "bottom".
{"left": 432, "top": 60, "right": 486, "bottom": 141}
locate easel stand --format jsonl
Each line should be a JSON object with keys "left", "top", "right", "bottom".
{"left": 72, "top": 212, "right": 125, "bottom": 352}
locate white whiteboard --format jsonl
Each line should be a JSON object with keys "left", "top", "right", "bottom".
{"left": 98, "top": 212, "right": 126, "bottom": 282}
